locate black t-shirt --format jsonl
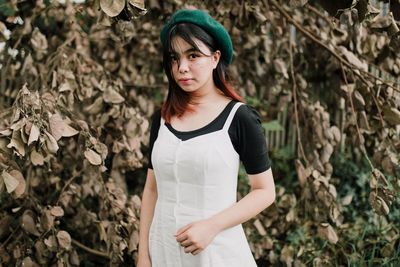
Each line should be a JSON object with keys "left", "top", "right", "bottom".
{"left": 148, "top": 100, "right": 271, "bottom": 175}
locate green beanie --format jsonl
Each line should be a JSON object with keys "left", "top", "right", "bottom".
{"left": 160, "top": 9, "right": 233, "bottom": 64}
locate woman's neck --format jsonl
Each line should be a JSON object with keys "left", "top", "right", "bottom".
{"left": 190, "top": 85, "right": 227, "bottom": 106}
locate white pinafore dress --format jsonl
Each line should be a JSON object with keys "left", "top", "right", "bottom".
{"left": 149, "top": 102, "right": 257, "bottom": 267}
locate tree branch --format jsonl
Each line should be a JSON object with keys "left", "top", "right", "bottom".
{"left": 340, "top": 62, "right": 374, "bottom": 170}
{"left": 289, "top": 39, "right": 308, "bottom": 165}
{"left": 266, "top": 0, "right": 400, "bottom": 93}
{"left": 71, "top": 238, "right": 110, "bottom": 259}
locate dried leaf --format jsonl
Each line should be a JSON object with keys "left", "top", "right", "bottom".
{"left": 0, "top": 129, "right": 12, "bottom": 136}
{"left": 34, "top": 240, "right": 47, "bottom": 264}
{"left": 103, "top": 87, "right": 125, "bottom": 104}
{"left": 70, "top": 249, "right": 80, "bottom": 265}
{"left": 2, "top": 170, "right": 19, "bottom": 193}
{"left": 21, "top": 210, "right": 40, "bottom": 236}
{"left": 50, "top": 206, "right": 64, "bottom": 217}
{"left": 312, "top": 152, "right": 325, "bottom": 173}
{"left": 44, "top": 235, "right": 58, "bottom": 250}
{"left": 371, "top": 168, "right": 388, "bottom": 186}
{"left": 358, "top": 111, "right": 370, "bottom": 131}
{"left": 370, "top": 13, "right": 397, "bottom": 33}
{"left": 286, "top": 209, "right": 296, "bottom": 222}
{"left": 44, "top": 131, "right": 59, "bottom": 154}
{"left": 100, "top": 0, "right": 125, "bottom": 17}
{"left": 382, "top": 106, "right": 400, "bottom": 125}
{"left": 22, "top": 257, "right": 40, "bottom": 267}
{"left": 329, "top": 205, "right": 340, "bottom": 222}
{"left": 320, "top": 143, "right": 333, "bottom": 163}
{"left": 30, "top": 149, "right": 44, "bottom": 166}
{"left": 10, "top": 169, "right": 25, "bottom": 198}
{"left": 28, "top": 124, "right": 40, "bottom": 145}
{"left": 7, "top": 130, "right": 25, "bottom": 156}
{"left": 365, "top": 2, "right": 380, "bottom": 21}
{"left": 328, "top": 184, "right": 337, "bottom": 199}
{"left": 389, "top": 31, "right": 400, "bottom": 50}
{"left": 289, "top": 0, "right": 308, "bottom": 7}
{"left": 280, "top": 245, "right": 294, "bottom": 266}
{"left": 84, "top": 149, "right": 102, "bottom": 165}
{"left": 25, "top": 121, "right": 33, "bottom": 136}
{"left": 369, "top": 173, "right": 378, "bottom": 188}
{"left": 378, "top": 196, "right": 390, "bottom": 215}
{"left": 338, "top": 46, "right": 368, "bottom": 71}
{"left": 31, "top": 27, "right": 47, "bottom": 54}
{"left": 131, "top": 194, "right": 141, "bottom": 210}
{"left": 49, "top": 113, "right": 79, "bottom": 141}
{"left": 295, "top": 160, "right": 310, "bottom": 187}
{"left": 58, "top": 81, "right": 72, "bottom": 92}
{"left": 128, "top": 230, "right": 139, "bottom": 252}
{"left": 128, "top": 0, "right": 146, "bottom": 10}
{"left": 353, "top": 90, "right": 365, "bottom": 108}
{"left": 330, "top": 126, "right": 341, "bottom": 143}
{"left": 341, "top": 195, "right": 353, "bottom": 206}
{"left": 84, "top": 96, "right": 104, "bottom": 114}
{"left": 41, "top": 209, "right": 54, "bottom": 231}
{"left": 318, "top": 223, "right": 338, "bottom": 244}
{"left": 10, "top": 118, "right": 26, "bottom": 132}
{"left": 253, "top": 219, "right": 267, "bottom": 236}
{"left": 273, "top": 58, "right": 289, "bottom": 79}
{"left": 369, "top": 191, "right": 390, "bottom": 215}
{"left": 57, "top": 230, "right": 71, "bottom": 250}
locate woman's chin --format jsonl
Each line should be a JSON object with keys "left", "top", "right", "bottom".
{"left": 179, "top": 86, "right": 198, "bottom": 93}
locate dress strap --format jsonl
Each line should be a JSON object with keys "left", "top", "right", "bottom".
{"left": 222, "top": 102, "right": 244, "bottom": 131}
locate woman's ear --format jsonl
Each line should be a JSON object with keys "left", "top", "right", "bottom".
{"left": 212, "top": 50, "right": 221, "bottom": 69}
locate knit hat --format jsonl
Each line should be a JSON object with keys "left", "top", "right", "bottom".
{"left": 160, "top": 9, "right": 233, "bottom": 64}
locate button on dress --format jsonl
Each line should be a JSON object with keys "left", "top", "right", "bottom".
{"left": 149, "top": 102, "right": 258, "bottom": 267}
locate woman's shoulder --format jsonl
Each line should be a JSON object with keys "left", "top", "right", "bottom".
{"left": 233, "top": 102, "right": 262, "bottom": 124}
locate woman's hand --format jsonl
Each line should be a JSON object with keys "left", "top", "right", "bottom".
{"left": 175, "top": 218, "right": 220, "bottom": 255}
{"left": 136, "top": 255, "right": 152, "bottom": 267}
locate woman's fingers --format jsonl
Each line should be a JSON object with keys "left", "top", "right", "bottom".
{"left": 191, "top": 249, "right": 201, "bottom": 255}
{"left": 175, "top": 223, "right": 192, "bottom": 236}
{"left": 175, "top": 232, "right": 188, "bottom": 242}
{"left": 180, "top": 239, "right": 193, "bottom": 247}
{"left": 183, "top": 244, "right": 197, "bottom": 253}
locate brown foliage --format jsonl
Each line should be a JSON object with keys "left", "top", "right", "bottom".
{"left": 0, "top": 0, "right": 399, "bottom": 266}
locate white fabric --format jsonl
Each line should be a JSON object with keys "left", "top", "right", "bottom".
{"left": 150, "top": 102, "right": 257, "bottom": 267}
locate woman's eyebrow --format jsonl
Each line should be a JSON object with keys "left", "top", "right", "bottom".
{"left": 183, "top": 48, "right": 197, "bottom": 53}
{"left": 170, "top": 47, "right": 198, "bottom": 56}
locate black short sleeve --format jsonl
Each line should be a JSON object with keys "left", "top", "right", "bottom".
{"left": 148, "top": 109, "right": 161, "bottom": 169}
{"left": 228, "top": 104, "right": 271, "bottom": 175}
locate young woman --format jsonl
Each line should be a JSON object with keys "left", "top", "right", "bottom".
{"left": 137, "top": 9, "right": 276, "bottom": 267}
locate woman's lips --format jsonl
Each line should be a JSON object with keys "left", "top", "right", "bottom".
{"left": 178, "top": 78, "right": 193, "bottom": 85}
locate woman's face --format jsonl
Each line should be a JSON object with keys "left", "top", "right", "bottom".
{"left": 170, "top": 36, "right": 220, "bottom": 94}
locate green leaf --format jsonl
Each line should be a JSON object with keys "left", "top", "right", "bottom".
{"left": 262, "top": 120, "right": 283, "bottom": 131}
{"left": 0, "top": 0, "right": 17, "bottom": 17}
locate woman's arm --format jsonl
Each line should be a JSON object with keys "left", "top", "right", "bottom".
{"left": 137, "top": 169, "right": 158, "bottom": 265}
{"left": 209, "top": 168, "right": 275, "bottom": 231}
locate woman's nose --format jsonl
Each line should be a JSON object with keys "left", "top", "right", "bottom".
{"left": 178, "top": 59, "right": 189, "bottom": 73}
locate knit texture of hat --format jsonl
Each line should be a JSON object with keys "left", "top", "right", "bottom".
{"left": 160, "top": 9, "right": 233, "bottom": 64}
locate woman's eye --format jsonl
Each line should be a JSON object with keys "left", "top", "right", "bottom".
{"left": 189, "top": 53, "right": 198, "bottom": 59}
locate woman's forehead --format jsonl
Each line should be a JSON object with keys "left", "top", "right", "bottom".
{"left": 171, "top": 36, "right": 208, "bottom": 54}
